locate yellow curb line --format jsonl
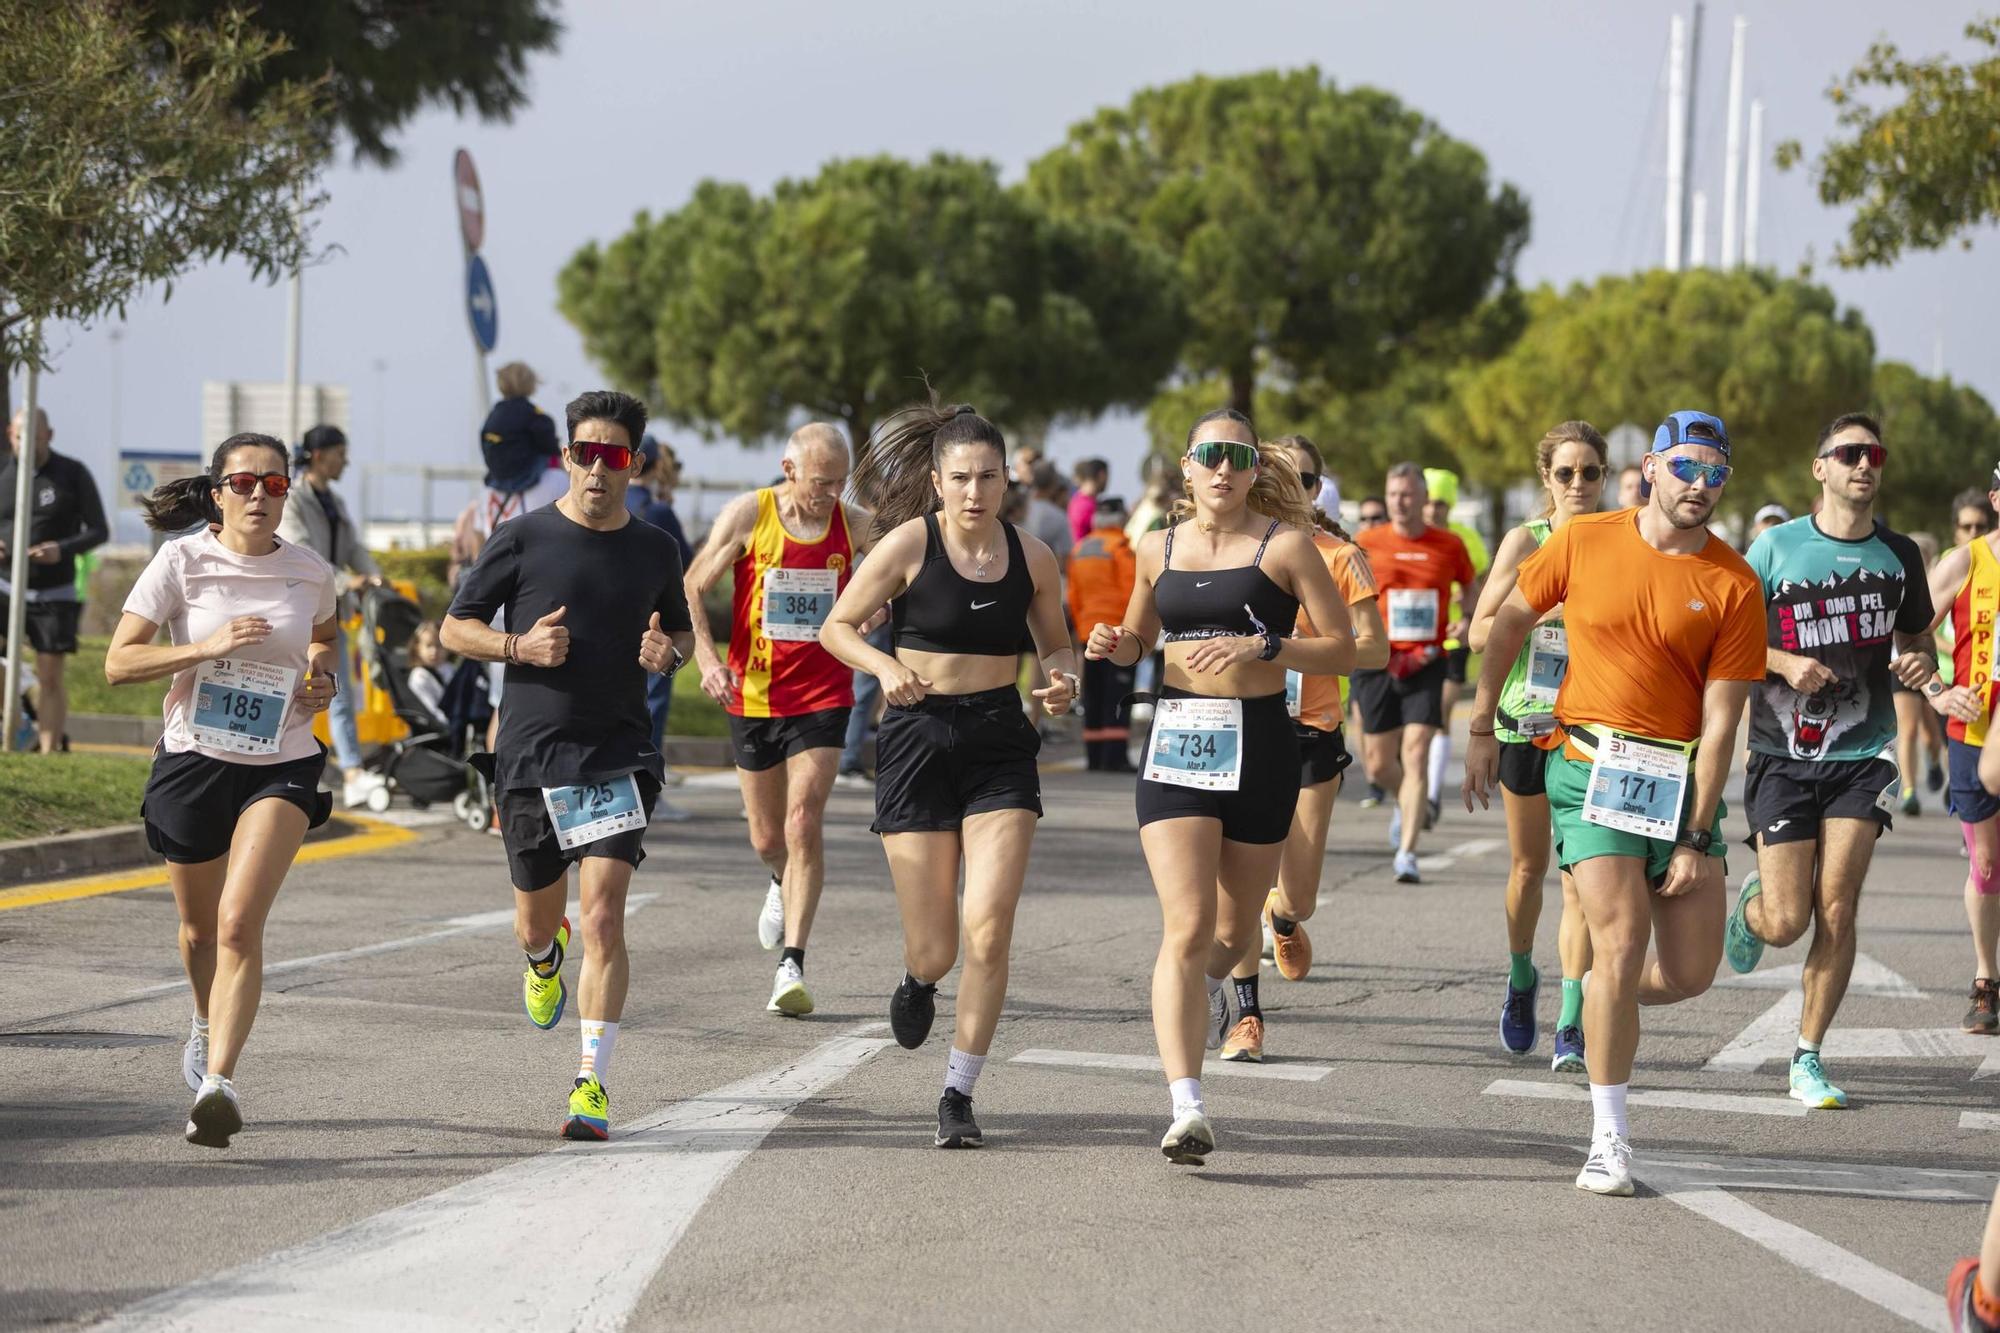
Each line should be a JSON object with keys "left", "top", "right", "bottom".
{"left": 0, "top": 813, "right": 421, "bottom": 913}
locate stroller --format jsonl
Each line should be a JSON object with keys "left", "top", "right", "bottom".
{"left": 354, "top": 584, "right": 496, "bottom": 831}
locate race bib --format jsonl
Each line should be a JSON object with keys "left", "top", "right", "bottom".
{"left": 542, "top": 774, "right": 645, "bottom": 851}
{"left": 1284, "top": 670, "right": 1302, "bottom": 720}
{"left": 191, "top": 659, "right": 295, "bottom": 756}
{"left": 1581, "top": 731, "right": 1690, "bottom": 842}
{"left": 1873, "top": 757, "right": 1902, "bottom": 815}
{"left": 1144, "top": 696, "right": 1243, "bottom": 791}
{"left": 1523, "top": 625, "right": 1569, "bottom": 704}
{"left": 1385, "top": 587, "right": 1440, "bottom": 642}
{"left": 762, "top": 567, "right": 839, "bottom": 642}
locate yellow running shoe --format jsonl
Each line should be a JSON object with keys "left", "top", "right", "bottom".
{"left": 1265, "top": 890, "right": 1312, "bottom": 982}
{"left": 523, "top": 917, "right": 570, "bottom": 1030}
{"left": 1219, "top": 1013, "right": 1264, "bottom": 1062}
{"left": 562, "top": 1076, "right": 609, "bottom": 1141}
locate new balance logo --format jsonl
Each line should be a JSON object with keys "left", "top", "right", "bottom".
{"left": 1687, "top": 600, "right": 1706, "bottom": 612}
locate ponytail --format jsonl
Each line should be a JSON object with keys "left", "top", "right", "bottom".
{"left": 854, "top": 393, "right": 1006, "bottom": 539}
{"left": 140, "top": 432, "right": 289, "bottom": 534}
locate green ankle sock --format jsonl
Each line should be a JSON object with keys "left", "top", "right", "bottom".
{"left": 1508, "top": 952, "right": 1536, "bottom": 990}
{"left": 1559, "top": 977, "right": 1584, "bottom": 1028}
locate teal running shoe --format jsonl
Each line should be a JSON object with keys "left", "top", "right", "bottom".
{"left": 1789, "top": 1051, "right": 1848, "bottom": 1109}
{"left": 1724, "top": 873, "right": 1766, "bottom": 975}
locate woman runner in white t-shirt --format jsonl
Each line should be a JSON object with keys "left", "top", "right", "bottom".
{"left": 106, "top": 433, "right": 340, "bottom": 1149}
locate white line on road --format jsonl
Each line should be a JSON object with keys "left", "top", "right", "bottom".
{"left": 1711, "top": 952, "right": 1922, "bottom": 998}
{"left": 1421, "top": 838, "right": 1504, "bottom": 872}
{"left": 1483, "top": 1078, "right": 1806, "bottom": 1118}
{"left": 99, "top": 1027, "right": 891, "bottom": 1332}
{"left": 1961, "top": 1111, "right": 2000, "bottom": 1132}
{"left": 1643, "top": 1151, "right": 1995, "bottom": 1202}
{"left": 1010, "top": 1047, "right": 1332, "bottom": 1083}
{"left": 1704, "top": 991, "right": 1805, "bottom": 1072}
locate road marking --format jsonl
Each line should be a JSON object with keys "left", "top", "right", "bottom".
{"left": 1421, "top": 837, "right": 1503, "bottom": 872}
{"left": 1961, "top": 1111, "right": 2000, "bottom": 1131}
{"left": 1644, "top": 1151, "right": 1995, "bottom": 1202}
{"left": 1705, "top": 990, "right": 1805, "bottom": 1072}
{"left": 99, "top": 1027, "right": 891, "bottom": 1331}
{"left": 1711, "top": 952, "right": 1922, "bottom": 997}
{"left": 0, "top": 814, "right": 418, "bottom": 913}
{"left": 1708, "top": 1002, "right": 2000, "bottom": 1078}
{"left": 1483, "top": 1078, "right": 1805, "bottom": 1118}
{"left": 1010, "top": 1047, "right": 1332, "bottom": 1082}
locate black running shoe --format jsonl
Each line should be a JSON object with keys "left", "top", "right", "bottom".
{"left": 935, "top": 1088, "right": 982, "bottom": 1148}
{"left": 889, "top": 974, "right": 937, "bottom": 1050}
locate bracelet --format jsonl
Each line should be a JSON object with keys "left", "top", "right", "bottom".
{"left": 1469, "top": 725, "right": 1496, "bottom": 737}
{"left": 504, "top": 633, "right": 518, "bottom": 665}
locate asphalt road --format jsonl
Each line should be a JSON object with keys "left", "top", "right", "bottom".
{"left": 1, "top": 727, "right": 1994, "bottom": 1331}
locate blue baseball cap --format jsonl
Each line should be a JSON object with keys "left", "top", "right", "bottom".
{"left": 1651, "top": 410, "right": 1731, "bottom": 459}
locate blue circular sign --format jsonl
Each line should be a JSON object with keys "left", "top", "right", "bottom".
{"left": 465, "top": 255, "right": 499, "bottom": 352}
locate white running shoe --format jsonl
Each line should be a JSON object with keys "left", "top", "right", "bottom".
{"left": 756, "top": 877, "right": 785, "bottom": 951}
{"left": 833, "top": 770, "right": 874, "bottom": 790}
{"left": 1206, "top": 983, "right": 1232, "bottom": 1051}
{"left": 649, "top": 797, "right": 692, "bottom": 824}
{"left": 1574, "top": 1131, "right": 1634, "bottom": 1196}
{"left": 1393, "top": 850, "right": 1420, "bottom": 884}
{"left": 767, "top": 958, "right": 813, "bottom": 1016}
{"left": 341, "top": 771, "right": 386, "bottom": 810}
{"left": 181, "top": 1022, "right": 208, "bottom": 1093}
{"left": 185, "top": 1074, "right": 243, "bottom": 1149}
{"left": 1160, "top": 1109, "right": 1215, "bottom": 1165}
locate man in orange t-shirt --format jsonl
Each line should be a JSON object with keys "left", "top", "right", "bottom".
{"left": 1354, "top": 462, "right": 1480, "bottom": 884}
{"left": 1069, "top": 495, "right": 1138, "bottom": 771}
{"left": 1463, "top": 409, "right": 1765, "bottom": 1200}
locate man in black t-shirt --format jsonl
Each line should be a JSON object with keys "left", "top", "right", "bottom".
{"left": 444, "top": 390, "right": 694, "bottom": 1142}
{"left": 1, "top": 408, "right": 108, "bottom": 753}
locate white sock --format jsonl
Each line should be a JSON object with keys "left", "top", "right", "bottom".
{"left": 1169, "top": 1076, "right": 1204, "bottom": 1118}
{"left": 190, "top": 1013, "right": 209, "bottom": 1036}
{"left": 1589, "top": 1081, "right": 1629, "bottom": 1139}
{"left": 1796, "top": 1036, "right": 1822, "bottom": 1055}
{"left": 1427, "top": 732, "right": 1449, "bottom": 801}
{"left": 944, "top": 1048, "right": 985, "bottom": 1095}
{"left": 580, "top": 1019, "right": 619, "bottom": 1085}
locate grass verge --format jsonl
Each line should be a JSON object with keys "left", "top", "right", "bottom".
{"left": 0, "top": 752, "right": 150, "bottom": 841}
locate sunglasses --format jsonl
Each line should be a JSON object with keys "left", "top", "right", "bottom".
{"left": 1358, "top": 511, "right": 1388, "bottom": 525}
{"left": 1187, "top": 441, "right": 1259, "bottom": 473}
{"left": 218, "top": 472, "right": 290, "bottom": 497}
{"left": 569, "top": 440, "right": 634, "bottom": 471}
{"left": 1661, "top": 456, "right": 1733, "bottom": 488}
{"left": 1818, "top": 442, "right": 1887, "bottom": 469}
{"left": 1960, "top": 520, "right": 1992, "bottom": 534}
{"left": 1298, "top": 470, "right": 1322, "bottom": 492}
{"left": 1550, "top": 464, "right": 1605, "bottom": 486}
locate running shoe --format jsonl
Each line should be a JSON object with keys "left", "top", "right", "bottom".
{"left": 1948, "top": 1258, "right": 2000, "bottom": 1333}
{"left": 1551, "top": 1025, "right": 1586, "bottom": 1074}
{"left": 522, "top": 917, "right": 571, "bottom": 1030}
{"left": 1724, "top": 873, "right": 1765, "bottom": 974}
{"left": 185, "top": 1074, "right": 243, "bottom": 1149}
{"left": 1160, "top": 1109, "right": 1215, "bottom": 1165}
{"left": 1424, "top": 797, "right": 1440, "bottom": 831}
{"left": 1574, "top": 1130, "right": 1633, "bottom": 1196}
{"left": 1388, "top": 804, "right": 1403, "bottom": 851}
{"left": 1393, "top": 850, "right": 1420, "bottom": 884}
{"left": 181, "top": 1022, "right": 208, "bottom": 1094}
{"left": 935, "top": 1088, "right": 982, "bottom": 1148}
{"left": 1900, "top": 786, "right": 1921, "bottom": 817}
{"left": 1264, "top": 889, "right": 1312, "bottom": 981}
{"left": 889, "top": 975, "right": 937, "bottom": 1050}
{"left": 1358, "top": 784, "right": 1384, "bottom": 810}
{"left": 1789, "top": 1051, "right": 1848, "bottom": 1109}
{"left": 1500, "top": 966, "right": 1539, "bottom": 1054}
{"left": 1219, "top": 1013, "right": 1264, "bottom": 1062}
{"left": 756, "top": 877, "right": 785, "bottom": 951}
{"left": 562, "top": 1076, "right": 610, "bottom": 1141}
{"left": 648, "top": 797, "right": 692, "bottom": 824}
{"left": 768, "top": 958, "right": 814, "bottom": 1016}
{"left": 834, "top": 769, "right": 875, "bottom": 790}
{"left": 1929, "top": 758, "right": 1948, "bottom": 795}
{"left": 1965, "top": 979, "right": 2000, "bottom": 1036}
{"left": 1206, "top": 983, "right": 1231, "bottom": 1051}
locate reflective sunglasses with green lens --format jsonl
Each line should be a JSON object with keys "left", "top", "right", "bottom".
{"left": 1187, "top": 440, "right": 1259, "bottom": 473}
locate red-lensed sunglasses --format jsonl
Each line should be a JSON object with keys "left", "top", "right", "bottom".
{"left": 1818, "top": 442, "right": 1887, "bottom": 469}
{"left": 568, "top": 440, "right": 634, "bottom": 471}
{"left": 217, "top": 472, "right": 291, "bottom": 497}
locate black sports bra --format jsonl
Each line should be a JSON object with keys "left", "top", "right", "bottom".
{"left": 1154, "top": 519, "right": 1299, "bottom": 644}
{"left": 892, "top": 513, "right": 1035, "bottom": 657}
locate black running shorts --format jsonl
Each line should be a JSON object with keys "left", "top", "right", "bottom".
{"left": 728, "top": 707, "right": 850, "bottom": 772}
{"left": 142, "top": 744, "right": 331, "bottom": 864}
{"left": 0, "top": 597, "right": 80, "bottom": 656}
{"left": 501, "top": 771, "right": 660, "bottom": 890}
{"left": 1498, "top": 739, "right": 1549, "bottom": 798}
{"left": 1350, "top": 658, "right": 1448, "bottom": 734}
{"left": 1743, "top": 751, "right": 1895, "bottom": 847}
{"left": 871, "top": 686, "right": 1041, "bottom": 834}
{"left": 1444, "top": 643, "right": 1471, "bottom": 684}
{"left": 1295, "top": 722, "right": 1353, "bottom": 788}
{"left": 1136, "top": 689, "right": 1300, "bottom": 844}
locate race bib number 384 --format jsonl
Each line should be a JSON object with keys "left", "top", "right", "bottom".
{"left": 191, "top": 659, "right": 295, "bottom": 756}
{"left": 762, "top": 567, "right": 839, "bottom": 642}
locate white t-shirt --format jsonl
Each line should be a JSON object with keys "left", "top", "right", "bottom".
{"left": 123, "top": 529, "right": 338, "bottom": 764}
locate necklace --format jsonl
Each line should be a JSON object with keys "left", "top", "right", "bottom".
{"left": 968, "top": 545, "right": 999, "bottom": 575}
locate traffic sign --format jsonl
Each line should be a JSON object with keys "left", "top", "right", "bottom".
{"left": 116, "top": 451, "right": 203, "bottom": 512}
{"left": 454, "top": 149, "right": 485, "bottom": 252}
{"left": 465, "top": 255, "right": 498, "bottom": 353}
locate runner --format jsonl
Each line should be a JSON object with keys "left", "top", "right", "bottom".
{"left": 822, "top": 399, "right": 1076, "bottom": 1148}
{"left": 106, "top": 433, "right": 339, "bottom": 1148}
{"left": 1068, "top": 492, "right": 1139, "bottom": 772}
{"left": 442, "top": 391, "right": 694, "bottom": 1140}
{"left": 1464, "top": 409, "right": 1766, "bottom": 1197}
{"left": 1219, "top": 434, "right": 1385, "bottom": 1063}
{"left": 1084, "top": 408, "right": 1357, "bottom": 1164}
{"left": 1927, "top": 465, "right": 2000, "bottom": 1036}
{"left": 1423, "top": 468, "right": 1491, "bottom": 830}
{"left": 1948, "top": 1181, "right": 2000, "bottom": 1333}
{"left": 1467, "top": 422, "right": 1605, "bottom": 1071}
{"left": 1353, "top": 464, "right": 1479, "bottom": 882}
{"left": 1723, "top": 414, "right": 1951, "bottom": 1109}
{"left": 684, "top": 422, "right": 876, "bottom": 1016}
{"left": 1891, "top": 531, "right": 1950, "bottom": 815}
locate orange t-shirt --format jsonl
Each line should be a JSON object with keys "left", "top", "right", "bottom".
{"left": 1514, "top": 509, "right": 1765, "bottom": 754}
{"left": 1293, "top": 534, "right": 1377, "bottom": 731}
{"left": 1068, "top": 525, "right": 1137, "bottom": 634}
{"left": 1356, "top": 523, "right": 1476, "bottom": 652}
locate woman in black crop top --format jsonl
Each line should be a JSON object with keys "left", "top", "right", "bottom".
{"left": 1081, "top": 408, "right": 1358, "bottom": 1166}
{"left": 823, "top": 398, "right": 1077, "bottom": 1151}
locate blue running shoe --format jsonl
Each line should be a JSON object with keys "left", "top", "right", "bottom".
{"left": 1551, "top": 1024, "right": 1586, "bottom": 1074}
{"left": 1501, "top": 965, "right": 1539, "bottom": 1054}
{"left": 1789, "top": 1051, "right": 1848, "bottom": 1109}
{"left": 1724, "top": 873, "right": 1766, "bottom": 975}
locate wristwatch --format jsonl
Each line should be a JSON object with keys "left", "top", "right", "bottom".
{"left": 1675, "top": 828, "right": 1713, "bottom": 853}
{"left": 1257, "top": 631, "right": 1283, "bottom": 661}
{"left": 1923, "top": 676, "right": 1948, "bottom": 700}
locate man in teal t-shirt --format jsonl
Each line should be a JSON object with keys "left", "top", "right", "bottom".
{"left": 1726, "top": 413, "right": 1946, "bottom": 1113}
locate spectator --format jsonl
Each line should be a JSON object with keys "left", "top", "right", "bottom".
{"left": 406, "top": 619, "right": 454, "bottom": 729}
{"left": 0, "top": 407, "right": 108, "bottom": 753}
{"left": 276, "top": 424, "right": 385, "bottom": 808}
{"left": 1616, "top": 463, "right": 1645, "bottom": 509}
{"left": 1749, "top": 502, "right": 1791, "bottom": 548}
{"left": 1126, "top": 453, "right": 1176, "bottom": 541}
{"left": 1069, "top": 494, "right": 1138, "bottom": 772}
{"left": 478, "top": 361, "right": 563, "bottom": 535}
{"left": 1027, "top": 460, "right": 1074, "bottom": 566}
{"left": 1069, "top": 457, "right": 1108, "bottom": 542}
{"left": 1011, "top": 444, "right": 1044, "bottom": 488}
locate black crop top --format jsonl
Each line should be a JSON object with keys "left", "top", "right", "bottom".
{"left": 892, "top": 513, "right": 1036, "bottom": 657}
{"left": 1154, "top": 518, "right": 1300, "bottom": 644}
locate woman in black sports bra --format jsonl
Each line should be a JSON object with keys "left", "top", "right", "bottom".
{"left": 1083, "top": 407, "right": 1358, "bottom": 1166}
{"left": 823, "top": 398, "right": 1077, "bottom": 1151}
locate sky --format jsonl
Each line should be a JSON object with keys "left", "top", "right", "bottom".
{"left": 18, "top": 0, "right": 1997, "bottom": 543}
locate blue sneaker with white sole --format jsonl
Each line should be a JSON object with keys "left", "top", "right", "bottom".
{"left": 1724, "top": 873, "right": 1766, "bottom": 975}
{"left": 1501, "top": 966, "right": 1539, "bottom": 1054}
{"left": 1789, "top": 1051, "right": 1848, "bottom": 1109}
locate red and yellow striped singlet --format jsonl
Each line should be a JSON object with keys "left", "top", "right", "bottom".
{"left": 1952, "top": 536, "right": 2000, "bottom": 746}
{"left": 727, "top": 488, "right": 854, "bottom": 718}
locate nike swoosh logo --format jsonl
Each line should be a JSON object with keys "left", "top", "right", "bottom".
{"left": 971, "top": 600, "right": 996, "bottom": 610}
{"left": 1195, "top": 581, "right": 1212, "bottom": 588}
{"left": 286, "top": 579, "right": 305, "bottom": 589}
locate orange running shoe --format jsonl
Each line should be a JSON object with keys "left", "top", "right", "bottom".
{"left": 1265, "top": 889, "right": 1312, "bottom": 982}
{"left": 1219, "top": 1013, "right": 1264, "bottom": 1062}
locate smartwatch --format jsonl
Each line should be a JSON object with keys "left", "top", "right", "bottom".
{"left": 1923, "top": 677, "right": 1948, "bottom": 700}
{"left": 1258, "top": 631, "right": 1283, "bottom": 661}
{"left": 1675, "top": 828, "right": 1713, "bottom": 854}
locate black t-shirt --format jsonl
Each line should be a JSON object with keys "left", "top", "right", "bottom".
{"left": 0, "top": 451, "right": 109, "bottom": 592}
{"left": 447, "top": 506, "right": 691, "bottom": 792}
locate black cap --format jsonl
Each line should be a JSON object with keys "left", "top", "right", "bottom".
{"left": 301, "top": 423, "right": 347, "bottom": 453}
